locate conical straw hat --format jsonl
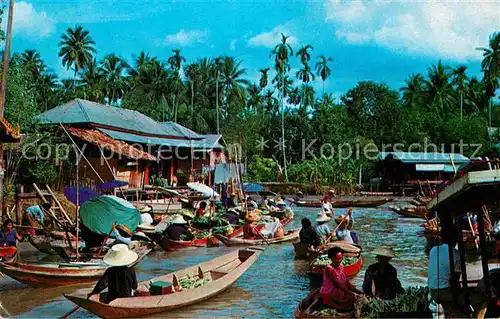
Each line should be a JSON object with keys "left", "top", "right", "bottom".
{"left": 103, "top": 244, "right": 138, "bottom": 267}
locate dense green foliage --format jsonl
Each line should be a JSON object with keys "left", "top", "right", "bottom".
{"left": 3, "top": 22, "right": 500, "bottom": 186}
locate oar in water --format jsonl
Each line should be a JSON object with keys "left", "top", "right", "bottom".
{"left": 59, "top": 305, "right": 80, "bottom": 319}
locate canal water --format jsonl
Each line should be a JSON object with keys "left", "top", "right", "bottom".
{"left": 1, "top": 207, "right": 428, "bottom": 318}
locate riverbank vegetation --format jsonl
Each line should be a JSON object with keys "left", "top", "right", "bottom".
{"left": 3, "top": 21, "right": 499, "bottom": 188}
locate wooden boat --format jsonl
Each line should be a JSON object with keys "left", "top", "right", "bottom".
{"left": 0, "top": 247, "right": 151, "bottom": 288}
{"left": 294, "top": 289, "right": 352, "bottom": 318}
{"left": 64, "top": 247, "right": 264, "bottom": 319}
{"left": 309, "top": 255, "right": 363, "bottom": 278}
{"left": 217, "top": 228, "right": 300, "bottom": 247}
{"left": 294, "top": 199, "right": 391, "bottom": 208}
{"left": 28, "top": 235, "right": 58, "bottom": 255}
{"left": 389, "top": 206, "right": 427, "bottom": 219}
{"left": 147, "top": 233, "right": 221, "bottom": 251}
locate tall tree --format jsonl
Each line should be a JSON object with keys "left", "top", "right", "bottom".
{"left": 451, "top": 65, "right": 468, "bottom": 120}
{"left": 101, "top": 54, "right": 129, "bottom": 105}
{"left": 477, "top": 32, "right": 500, "bottom": 126}
{"left": 271, "top": 33, "right": 294, "bottom": 181}
{"left": 220, "top": 57, "right": 248, "bottom": 119}
{"left": 167, "top": 49, "right": 186, "bottom": 71}
{"left": 296, "top": 62, "right": 315, "bottom": 110}
{"left": 296, "top": 45, "right": 313, "bottom": 64}
{"left": 214, "top": 56, "right": 224, "bottom": 133}
{"left": 401, "top": 73, "right": 425, "bottom": 108}
{"left": 79, "top": 58, "right": 104, "bottom": 103}
{"left": 424, "top": 61, "right": 455, "bottom": 114}
{"left": 58, "top": 25, "right": 96, "bottom": 90}
{"left": 315, "top": 55, "right": 333, "bottom": 95}
{"left": 259, "top": 67, "right": 270, "bottom": 89}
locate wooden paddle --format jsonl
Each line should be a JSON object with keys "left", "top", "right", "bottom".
{"left": 257, "top": 228, "right": 271, "bottom": 246}
{"left": 59, "top": 305, "right": 80, "bottom": 319}
{"left": 317, "top": 216, "right": 347, "bottom": 253}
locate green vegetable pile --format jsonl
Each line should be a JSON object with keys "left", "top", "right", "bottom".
{"left": 192, "top": 216, "right": 210, "bottom": 225}
{"left": 355, "top": 286, "right": 430, "bottom": 318}
{"left": 179, "top": 233, "right": 194, "bottom": 241}
{"left": 178, "top": 274, "right": 212, "bottom": 289}
{"left": 212, "top": 225, "right": 234, "bottom": 236}
{"left": 312, "top": 308, "right": 341, "bottom": 317}
{"left": 195, "top": 231, "right": 211, "bottom": 239}
{"left": 311, "top": 255, "right": 358, "bottom": 267}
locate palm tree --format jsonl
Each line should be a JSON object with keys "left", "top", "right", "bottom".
{"left": 401, "top": 73, "right": 425, "bottom": 108}
{"left": 38, "top": 74, "right": 59, "bottom": 111}
{"left": 79, "top": 58, "right": 105, "bottom": 102}
{"left": 20, "top": 50, "right": 46, "bottom": 83}
{"left": 424, "top": 61, "right": 455, "bottom": 114}
{"left": 58, "top": 25, "right": 96, "bottom": 90}
{"left": 315, "top": 55, "right": 333, "bottom": 95}
{"left": 288, "top": 87, "right": 301, "bottom": 106}
{"left": 451, "top": 65, "right": 468, "bottom": 120}
{"left": 296, "top": 45, "right": 313, "bottom": 64}
{"left": 101, "top": 54, "right": 129, "bottom": 105}
{"left": 247, "top": 83, "right": 262, "bottom": 112}
{"left": 185, "top": 63, "right": 199, "bottom": 129}
{"left": 477, "top": 32, "right": 500, "bottom": 126}
{"left": 214, "top": 57, "right": 224, "bottom": 133}
{"left": 259, "top": 68, "right": 270, "bottom": 89}
{"left": 296, "top": 63, "right": 315, "bottom": 111}
{"left": 220, "top": 57, "right": 248, "bottom": 119}
{"left": 167, "top": 49, "right": 186, "bottom": 71}
{"left": 271, "top": 33, "right": 294, "bottom": 181}
{"left": 464, "top": 77, "right": 484, "bottom": 114}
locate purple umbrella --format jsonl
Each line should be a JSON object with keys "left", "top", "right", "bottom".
{"left": 96, "top": 180, "right": 128, "bottom": 190}
{"left": 64, "top": 186, "right": 100, "bottom": 205}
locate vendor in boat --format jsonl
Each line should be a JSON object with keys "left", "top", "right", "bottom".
{"left": 224, "top": 209, "right": 240, "bottom": 226}
{"left": 243, "top": 212, "right": 262, "bottom": 240}
{"left": 321, "top": 196, "right": 334, "bottom": 217}
{"left": 320, "top": 247, "right": 363, "bottom": 310}
{"left": 293, "top": 191, "right": 304, "bottom": 202}
{"left": 0, "top": 219, "right": 22, "bottom": 260}
{"left": 165, "top": 215, "right": 189, "bottom": 240}
{"left": 327, "top": 189, "right": 337, "bottom": 199}
{"left": 246, "top": 196, "right": 258, "bottom": 210}
{"left": 362, "top": 247, "right": 404, "bottom": 300}
{"left": 315, "top": 212, "right": 332, "bottom": 241}
{"left": 23, "top": 203, "right": 51, "bottom": 234}
{"left": 196, "top": 201, "right": 208, "bottom": 217}
{"left": 335, "top": 209, "right": 354, "bottom": 244}
{"left": 88, "top": 244, "right": 138, "bottom": 303}
{"left": 227, "top": 193, "right": 238, "bottom": 208}
{"left": 139, "top": 205, "right": 154, "bottom": 226}
{"left": 297, "top": 218, "right": 320, "bottom": 257}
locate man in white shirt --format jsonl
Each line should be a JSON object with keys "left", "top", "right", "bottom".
{"left": 428, "top": 229, "right": 462, "bottom": 316}
{"left": 139, "top": 206, "right": 154, "bottom": 226}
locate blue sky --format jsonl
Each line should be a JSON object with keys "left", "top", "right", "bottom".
{"left": 11, "top": 0, "right": 499, "bottom": 99}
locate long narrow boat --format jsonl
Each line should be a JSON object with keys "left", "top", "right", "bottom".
{"left": 64, "top": 247, "right": 264, "bottom": 319}
{"left": 389, "top": 206, "right": 427, "bottom": 219}
{"left": 0, "top": 247, "right": 151, "bottom": 288}
{"left": 149, "top": 217, "right": 294, "bottom": 251}
{"left": 217, "top": 229, "right": 300, "bottom": 247}
{"left": 294, "top": 198, "right": 391, "bottom": 208}
{"left": 28, "top": 235, "right": 58, "bottom": 255}
{"left": 294, "top": 289, "right": 352, "bottom": 318}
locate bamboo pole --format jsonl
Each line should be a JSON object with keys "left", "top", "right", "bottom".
{"left": 45, "top": 185, "right": 73, "bottom": 226}
{"left": 32, "top": 183, "right": 61, "bottom": 225}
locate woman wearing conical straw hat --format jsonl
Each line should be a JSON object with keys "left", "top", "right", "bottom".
{"left": 88, "top": 244, "right": 139, "bottom": 303}
{"left": 335, "top": 208, "right": 354, "bottom": 244}
{"left": 361, "top": 246, "right": 404, "bottom": 300}
{"left": 315, "top": 211, "right": 332, "bottom": 241}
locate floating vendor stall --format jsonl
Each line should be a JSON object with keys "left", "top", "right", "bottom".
{"left": 427, "top": 166, "right": 500, "bottom": 317}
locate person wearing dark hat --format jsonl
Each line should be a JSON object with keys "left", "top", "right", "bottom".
{"left": 165, "top": 215, "right": 189, "bottom": 240}
{"left": 88, "top": 244, "right": 138, "bottom": 303}
{"left": 362, "top": 246, "right": 404, "bottom": 300}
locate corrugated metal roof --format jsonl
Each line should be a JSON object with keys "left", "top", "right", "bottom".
{"left": 160, "top": 122, "right": 203, "bottom": 139}
{"left": 202, "top": 134, "right": 223, "bottom": 150}
{"left": 378, "top": 152, "right": 470, "bottom": 164}
{"left": 415, "top": 164, "right": 456, "bottom": 172}
{"left": 68, "top": 127, "right": 156, "bottom": 161}
{"left": 37, "top": 100, "right": 186, "bottom": 138}
{"left": 98, "top": 128, "right": 218, "bottom": 149}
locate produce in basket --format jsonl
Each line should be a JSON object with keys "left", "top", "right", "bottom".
{"left": 311, "top": 255, "right": 359, "bottom": 267}
{"left": 178, "top": 274, "right": 212, "bottom": 289}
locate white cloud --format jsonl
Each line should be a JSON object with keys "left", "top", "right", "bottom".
{"left": 229, "top": 39, "right": 237, "bottom": 51}
{"left": 324, "top": 0, "right": 499, "bottom": 61}
{"left": 248, "top": 24, "right": 298, "bottom": 48}
{"left": 163, "top": 29, "right": 208, "bottom": 46}
{"left": 12, "top": 1, "right": 56, "bottom": 38}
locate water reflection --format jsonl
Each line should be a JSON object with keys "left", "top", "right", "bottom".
{"left": 3, "top": 207, "right": 427, "bottom": 318}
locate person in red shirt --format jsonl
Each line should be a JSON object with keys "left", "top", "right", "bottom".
{"left": 196, "top": 202, "right": 207, "bottom": 217}
{"left": 243, "top": 212, "right": 262, "bottom": 240}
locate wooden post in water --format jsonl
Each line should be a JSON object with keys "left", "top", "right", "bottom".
{"left": 15, "top": 184, "right": 22, "bottom": 225}
{"left": 456, "top": 214, "right": 470, "bottom": 314}
{"left": 477, "top": 210, "right": 491, "bottom": 299}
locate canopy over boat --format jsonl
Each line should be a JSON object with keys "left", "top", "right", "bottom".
{"left": 187, "top": 182, "right": 219, "bottom": 197}
{"left": 64, "top": 186, "right": 100, "bottom": 205}
{"left": 80, "top": 195, "right": 140, "bottom": 235}
{"left": 96, "top": 180, "right": 128, "bottom": 190}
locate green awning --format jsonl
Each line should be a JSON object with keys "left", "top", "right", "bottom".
{"left": 79, "top": 195, "right": 140, "bottom": 235}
